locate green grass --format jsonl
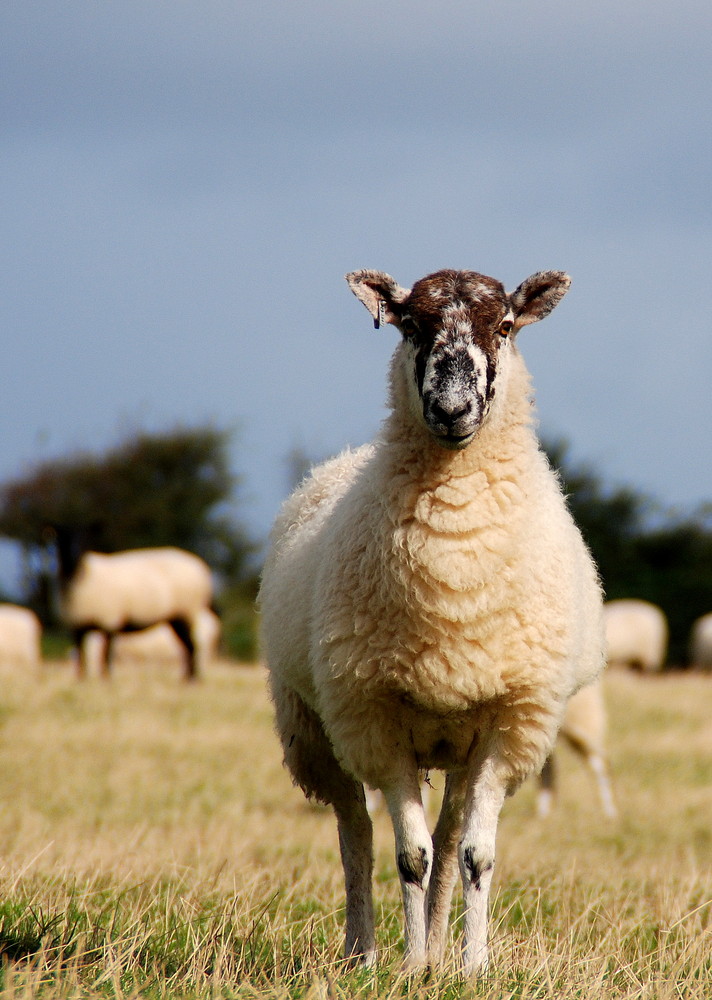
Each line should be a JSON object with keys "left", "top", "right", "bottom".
{"left": 0, "top": 661, "right": 709, "bottom": 997}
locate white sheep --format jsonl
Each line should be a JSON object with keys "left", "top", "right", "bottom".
{"left": 0, "top": 604, "right": 41, "bottom": 671}
{"left": 688, "top": 613, "right": 712, "bottom": 671}
{"left": 536, "top": 679, "right": 617, "bottom": 819}
{"left": 57, "top": 543, "right": 213, "bottom": 680}
{"left": 603, "top": 598, "right": 668, "bottom": 672}
{"left": 259, "top": 267, "right": 604, "bottom": 975}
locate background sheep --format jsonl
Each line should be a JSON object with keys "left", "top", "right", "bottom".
{"left": 57, "top": 539, "right": 214, "bottom": 680}
{"left": 0, "top": 604, "right": 41, "bottom": 671}
{"left": 604, "top": 598, "right": 668, "bottom": 672}
{"left": 688, "top": 613, "right": 712, "bottom": 671}
{"left": 537, "top": 679, "right": 617, "bottom": 819}
{"left": 260, "top": 267, "right": 604, "bottom": 974}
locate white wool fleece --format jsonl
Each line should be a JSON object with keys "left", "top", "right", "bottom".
{"left": 260, "top": 342, "right": 603, "bottom": 795}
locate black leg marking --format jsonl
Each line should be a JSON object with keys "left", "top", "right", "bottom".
{"left": 74, "top": 627, "right": 90, "bottom": 679}
{"left": 398, "top": 847, "right": 429, "bottom": 887}
{"left": 169, "top": 618, "right": 197, "bottom": 680}
{"left": 462, "top": 847, "right": 493, "bottom": 890}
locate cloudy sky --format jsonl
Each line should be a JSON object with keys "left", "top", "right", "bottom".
{"left": 2, "top": 1, "right": 711, "bottom": 588}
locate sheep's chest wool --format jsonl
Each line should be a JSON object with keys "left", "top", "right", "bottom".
{"left": 259, "top": 266, "right": 604, "bottom": 976}
{"left": 312, "top": 355, "right": 588, "bottom": 731}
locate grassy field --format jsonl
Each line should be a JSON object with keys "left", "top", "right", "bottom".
{"left": 0, "top": 659, "right": 709, "bottom": 999}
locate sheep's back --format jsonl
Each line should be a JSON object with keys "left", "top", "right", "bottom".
{"left": 63, "top": 548, "right": 212, "bottom": 631}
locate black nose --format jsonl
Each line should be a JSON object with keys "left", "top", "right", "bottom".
{"left": 430, "top": 398, "right": 472, "bottom": 431}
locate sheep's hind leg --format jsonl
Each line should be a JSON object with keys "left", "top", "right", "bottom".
{"left": 273, "top": 684, "right": 375, "bottom": 965}
{"left": 334, "top": 788, "right": 376, "bottom": 966}
{"left": 383, "top": 771, "right": 433, "bottom": 970}
{"left": 103, "top": 632, "right": 117, "bottom": 678}
{"left": 169, "top": 618, "right": 197, "bottom": 681}
{"left": 74, "top": 628, "right": 91, "bottom": 680}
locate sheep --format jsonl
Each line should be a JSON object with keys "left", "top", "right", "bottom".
{"left": 259, "top": 266, "right": 604, "bottom": 975}
{"left": 603, "top": 598, "right": 668, "bottom": 672}
{"left": 84, "top": 608, "right": 221, "bottom": 675}
{"left": 0, "top": 604, "right": 41, "bottom": 671}
{"left": 536, "top": 678, "right": 617, "bottom": 819}
{"left": 688, "top": 613, "right": 712, "bottom": 671}
{"left": 56, "top": 538, "right": 214, "bottom": 680}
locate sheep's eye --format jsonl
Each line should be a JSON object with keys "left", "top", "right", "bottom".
{"left": 400, "top": 316, "right": 419, "bottom": 337}
{"left": 499, "top": 320, "right": 514, "bottom": 337}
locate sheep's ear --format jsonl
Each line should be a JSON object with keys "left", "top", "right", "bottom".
{"left": 345, "top": 270, "right": 411, "bottom": 329}
{"left": 510, "top": 271, "right": 571, "bottom": 329}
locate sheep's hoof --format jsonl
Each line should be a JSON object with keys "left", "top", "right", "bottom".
{"left": 401, "top": 950, "right": 428, "bottom": 974}
{"left": 461, "top": 948, "right": 490, "bottom": 978}
{"left": 342, "top": 947, "right": 376, "bottom": 969}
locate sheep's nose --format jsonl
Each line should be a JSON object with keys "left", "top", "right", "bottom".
{"left": 430, "top": 399, "right": 472, "bottom": 430}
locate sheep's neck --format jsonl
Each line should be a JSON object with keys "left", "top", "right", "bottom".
{"left": 380, "top": 353, "right": 539, "bottom": 539}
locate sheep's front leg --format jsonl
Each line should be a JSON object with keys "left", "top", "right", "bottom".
{"left": 384, "top": 772, "right": 432, "bottom": 969}
{"left": 459, "top": 755, "right": 508, "bottom": 975}
{"left": 103, "top": 632, "right": 116, "bottom": 678}
{"left": 587, "top": 751, "right": 617, "bottom": 819}
{"left": 426, "top": 770, "right": 467, "bottom": 965}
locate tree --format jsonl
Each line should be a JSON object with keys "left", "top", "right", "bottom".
{"left": 0, "top": 426, "right": 255, "bottom": 625}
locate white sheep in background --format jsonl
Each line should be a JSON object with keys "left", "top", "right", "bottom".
{"left": 688, "top": 613, "right": 712, "bottom": 671}
{"left": 259, "top": 267, "right": 604, "bottom": 975}
{"left": 536, "top": 679, "right": 617, "bottom": 819}
{"left": 84, "top": 607, "right": 221, "bottom": 674}
{"left": 57, "top": 543, "right": 213, "bottom": 680}
{"left": 604, "top": 598, "right": 668, "bottom": 672}
{"left": 0, "top": 604, "right": 41, "bottom": 671}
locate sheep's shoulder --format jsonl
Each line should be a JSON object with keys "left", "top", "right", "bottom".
{"left": 268, "top": 445, "right": 375, "bottom": 558}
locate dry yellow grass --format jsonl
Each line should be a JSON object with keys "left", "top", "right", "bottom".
{"left": 0, "top": 658, "right": 709, "bottom": 997}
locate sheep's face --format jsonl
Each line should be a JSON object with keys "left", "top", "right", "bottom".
{"left": 401, "top": 271, "right": 511, "bottom": 448}
{"left": 346, "top": 267, "right": 571, "bottom": 449}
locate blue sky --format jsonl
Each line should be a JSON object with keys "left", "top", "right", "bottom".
{"left": 2, "top": 1, "right": 711, "bottom": 589}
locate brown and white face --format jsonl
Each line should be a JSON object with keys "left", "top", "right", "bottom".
{"left": 346, "top": 267, "right": 571, "bottom": 449}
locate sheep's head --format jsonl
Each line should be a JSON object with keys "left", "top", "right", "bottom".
{"left": 346, "top": 268, "right": 571, "bottom": 449}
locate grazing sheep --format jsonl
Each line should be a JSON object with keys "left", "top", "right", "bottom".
{"left": 537, "top": 679, "right": 617, "bottom": 819}
{"left": 56, "top": 538, "right": 214, "bottom": 680}
{"left": 85, "top": 608, "right": 221, "bottom": 674}
{"left": 604, "top": 599, "right": 668, "bottom": 672}
{"left": 0, "top": 604, "right": 41, "bottom": 670}
{"left": 259, "top": 267, "right": 604, "bottom": 974}
{"left": 688, "top": 613, "right": 712, "bottom": 671}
